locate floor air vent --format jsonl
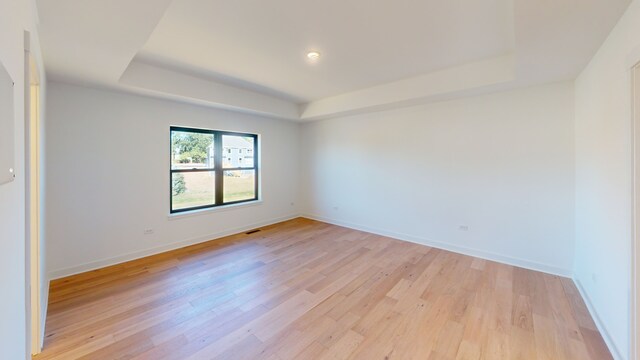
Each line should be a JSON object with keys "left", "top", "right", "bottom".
{"left": 245, "top": 229, "right": 261, "bottom": 235}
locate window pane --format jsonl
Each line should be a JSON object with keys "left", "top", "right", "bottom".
{"left": 172, "top": 171, "right": 215, "bottom": 210}
{"left": 222, "top": 135, "right": 254, "bottom": 168}
{"left": 171, "top": 130, "right": 214, "bottom": 169}
{"left": 224, "top": 170, "right": 255, "bottom": 203}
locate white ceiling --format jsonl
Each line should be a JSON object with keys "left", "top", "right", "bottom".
{"left": 36, "top": 0, "right": 173, "bottom": 85}
{"left": 138, "top": 0, "right": 513, "bottom": 102}
{"left": 37, "top": 0, "right": 631, "bottom": 121}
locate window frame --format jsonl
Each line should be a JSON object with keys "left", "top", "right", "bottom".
{"left": 170, "top": 126, "right": 259, "bottom": 214}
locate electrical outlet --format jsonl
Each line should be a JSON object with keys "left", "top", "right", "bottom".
{"left": 144, "top": 229, "right": 154, "bottom": 235}
{"left": 459, "top": 225, "right": 469, "bottom": 231}
{"left": 591, "top": 273, "right": 597, "bottom": 283}
{"left": 333, "top": 206, "right": 339, "bottom": 211}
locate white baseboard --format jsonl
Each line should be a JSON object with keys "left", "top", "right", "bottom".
{"left": 43, "top": 211, "right": 624, "bottom": 360}
{"left": 574, "top": 277, "right": 625, "bottom": 360}
{"left": 45, "top": 212, "right": 620, "bottom": 358}
{"left": 48, "top": 212, "right": 572, "bottom": 280}
{"left": 49, "top": 212, "right": 572, "bottom": 279}
{"left": 48, "top": 214, "right": 299, "bottom": 280}
{"left": 302, "top": 214, "right": 572, "bottom": 277}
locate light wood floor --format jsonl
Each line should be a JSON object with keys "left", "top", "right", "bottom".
{"left": 36, "top": 218, "right": 611, "bottom": 360}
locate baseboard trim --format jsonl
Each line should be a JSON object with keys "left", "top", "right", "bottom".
{"left": 50, "top": 212, "right": 573, "bottom": 279}
{"left": 48, "top": 214, "right": 299, "bottom": 280}
{"left": 302, "top": 214, "right": 572, "bottom": 277}
{"left": 45, "top": 212, "right": 618, "bottom": 358}
{"left": 574, "top": 277, "right": 625, "bottom": 360}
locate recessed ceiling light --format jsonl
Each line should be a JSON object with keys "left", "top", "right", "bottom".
{"left": 306, "top": 51, "right": 321, "bottom": 61}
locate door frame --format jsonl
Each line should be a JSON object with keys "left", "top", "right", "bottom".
{"left": 632, "top": 60, "right": 640, "bottom": 360}
{"left": 24, "top": 31, "right": 42, "bottom": 356}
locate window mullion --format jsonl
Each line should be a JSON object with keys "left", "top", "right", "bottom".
{"left": 253, "top": 136, "right": 258, "bottom": 201}
{"left": 214, "top": 132, "right": 224, "bottom": 205}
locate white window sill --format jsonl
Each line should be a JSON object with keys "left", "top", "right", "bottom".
{"left": 168, "top": 199, "right": 263, "bottom": 221}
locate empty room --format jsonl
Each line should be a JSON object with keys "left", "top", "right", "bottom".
{"left": 2, "top": 0, "right": 640, "bottom": 359}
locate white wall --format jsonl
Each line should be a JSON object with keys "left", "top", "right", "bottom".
{"left": 0, "top": 0, "right": 45, "bottom": 358}
{"left": 46, "top": 82, "right": 300, "bottom": 278}
{"left": 300, "top": 82, "right": 576, "bottom": 276}
{"left": 573, "top": 1, "right": 640, "bottom": 359}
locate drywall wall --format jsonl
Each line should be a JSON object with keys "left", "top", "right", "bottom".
{"left": 46, "top": 82, "right": 300, "bottom": 278}
{"left": 0, "top": 0, "right": 46, "bottom": 358}
{"left": 300, "top": 81, "right": 576, "bottom": 276}
{"left": 574, "top": 1, "right": 640, "bottom": 359}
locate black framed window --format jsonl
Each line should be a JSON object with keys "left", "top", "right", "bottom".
{"left": 170, "top": 126, "right": 258, "bottom": 213}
